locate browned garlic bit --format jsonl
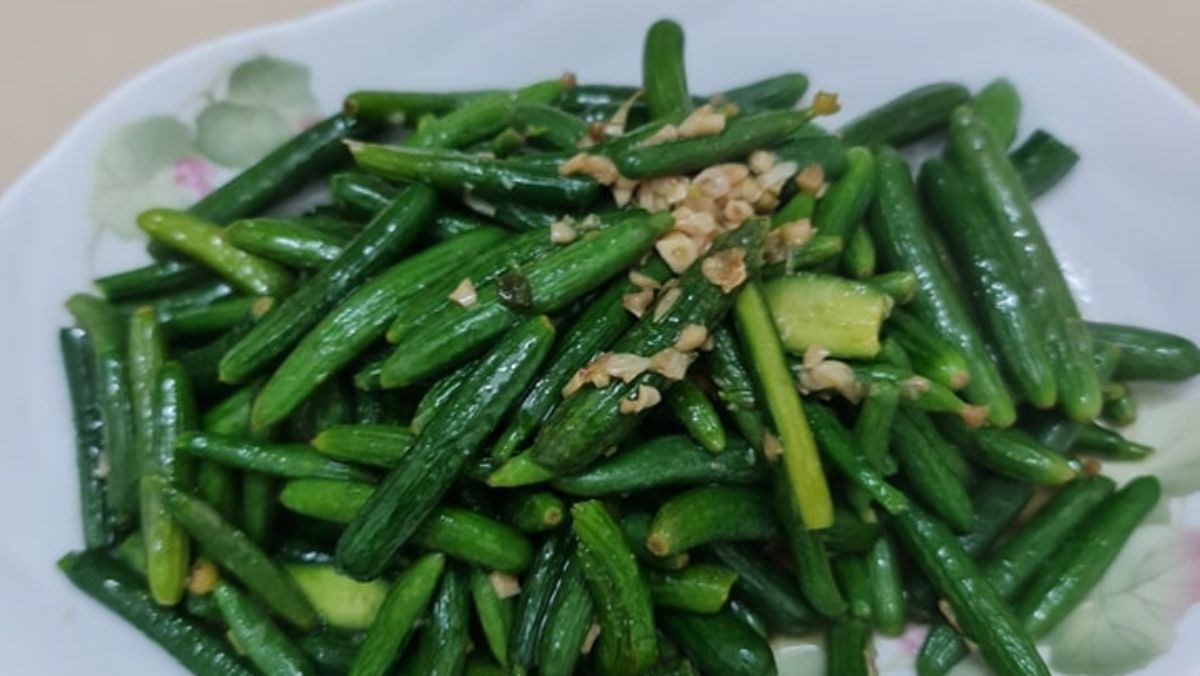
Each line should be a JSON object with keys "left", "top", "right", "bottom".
{"left": 549, "top": 217, "right": 578, "bottom": 244}
{"left": 655, "top": 231, "right": 702, "bottom": 273}
{"left": 762, "top": 432, "right": 784, "bottom": 463}
{"left": 489, "top": 571, "right": 521, "bottom": 599}
{"left": 811, "top": 90, "right": 842, "bottom": 116}
{"left": 764, "top": 218, "right": 815, "bottom": 264}
{"left": 652, "top": 285, "right": 682, "bottom": 322}
{"left": 642, "top": 124, "right": 681, "bottom": 146}
{"left": 758, "top": 160, "right": 800, "bottom": 195}
{"left": 581, "top": 622, "right": 602, "bottom": 654}
{"left": 748, "top": 150, "right": 776, "bottom": 175}
{"left": 604, "top": 353, "right": 652, "bottom": 383}
{"left": 629, "top": 269, "right": 663, "bottom": 290}
{"left": 636, "top": 175, "right": 690, "bottom": 212}
{"left": 649, "top": 347, "right": 695, "bottom": 381}
{"left": 694, "top": 163, "right": 750, "bottom": 199}
{"left": 900, "top": 376, "right": 931, "bottom": 400}
{"left": 612, "top": 176, "right": 639, "bottom": 207}
{"left": 701, "top": 247, "right": 748, "bottom": 293}
{"left": 722, "top": 199, "right": 756, "bottom": 227}
{"left": 677, "top": 104, "right": 727, "bottom": 138}
{"left": 674, "top": 324, "right": 708, "bottom": 352}
{"left": 187, "top": 559, "right": 220, "bottom": 596}
{"left": 603, "top": 90, "right": 643, "bottom": 138}
{"left": 796, "top": 350, "right": 862, "bottom": 402}
{"left": 448, "top": 278, "right": 478, "bottom": 307}
{"left": 559, "top": 153, "right": 620, "bottom": 185}
{"left": 619, "top": 384, "right": 663, "bottom": 414}
{"left": 622, "top": 288, "right": 655, "bottom": 318}
{"left": 795, "top": 163, "right": 826, "bottom": 196}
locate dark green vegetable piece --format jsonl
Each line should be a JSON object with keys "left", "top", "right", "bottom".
{"left": 1014, "top": 477, "right": 1160, "bottom": 641}
{"left": 1102, "top": 382, "right": 1139, "bottom": 426}
{"left": 502, "top": 491, "right": 565, "bottom": 532}
{"left": 940, "top": 417, "right": 1078, "bottom": 485}
{"left": 706, "top": 543, "right": 818, "bottom": 635}
{"left": 806, "top": 403, "right": 909, "bottom": 515}
{"left": 552, "top": 434, "right": 763, "bottom": 497}
{"left": 648, "top": 564, "right": 738, "bottom": 614}
{"left": 826, "top": 618, "right": 874, "bottom": 676}
{"left": 349, "top": 553, "right": 445, "bottom": 676}
{"left": 1087, "top": 320, "right": 1200, "bottom": 382}
{"left": 219, "top": 184, "right": 437, "bottom": 384}
{"left": 189, "top": 113, "right": 367, "bottom": 225}
{"left": 1011, "top": 129, "right": 1079, "bottom": 198}
{"left": 415, "top": 507, "right": 535, "bottom": 573}
{"left": 66, "top": 293, "right": 137, "bottom": 529}
{"left": 890, "top": 502, "right": 1050, "bottom": 676}
{"left": 138, "top": 209, "right": 296, "bottom": 296}
{"left": 643, "top": 19, "right": 693, "bottom": 121}
{"left": 380, "top": 211, "right": 670, "bottom": 388}
{"left": 841, "top": 227, "right": 876, "bottom": 279}
{"left": 616, "top": 109, "right": 815, "bottom": 178}
{"left": 493, "top": 258, "right": 673, "bottom": 460}
{"left": 709, "top": 326, "right": 767, "bottom": 447}
{"left": 868, "top": 146, "right": 1016, "bottom": 426}
{"left": 648, "top": 486, "right": 779, "bottom": 557}
{"left": 948, "top": 106, "right": 1101, "bottom": 421}
{"left": 395, "top": 567, "right": 470, "bottom": 676}
{"left": 337, "top": 316, "right": 555, "bottom": 580}
{"left": 971, "top": 78, "right": 1021, "bottom": 148}
{"left": 866, "top": 270, "right": 917, "bottom": 305}
{"left": 330, "top": 172, "right": 400, "bottom": 219}
{"left": 918, "top": 476, "right": 1116, "bottom": 675}
{"left": 889, "top": 411, "right": 973, "bottom": 532}
{"left": 509, "top": 533, "right": 571, "bottom": 670}
{"left": 156, "top": 476, "right": 318, "bottom": 629}
{"left": 178, "top": 432, "right": 373, "bottom": 482}
{"left": 311, "top": 424, "right": 415, "bottom": 468}
{"left": 514, "top": 103, "right": 589, "bottom": 149}
{"left": 214, "top": 582, "right": 316, "bottom": 676}
{"left": 160, "top": 296, "right": 262, "bottom": 337}
{"left": 538, "top": 553, "right": 594, "bottom": 676}
{"left": 849, "top": 363, "right": 986, "bottom": 428}
{"left": 350, "top": 141, "right": 601, "bottom": 209}
{"left": 665, "top": 377, "right": 728, "bottom": 453}
{"left": 887, "top": 305, "right": 972, "bottom": 392}
{"left": 812, "top": 146, "right": 876, "bottom": 247}
{"left": 411, "top": 360, "right": 477, "bottom": 434}
{"left": 94, "top": 259, "right": 213, "bottom": 303}
{"left": 867, "top": 534, "right": 906, "bottom": 635}
{"left": 299, "top": 630, "right": 365, "bottom": 674}
{"left": 251, "top": 226, "right": 506, "bottom": 428}
{"left": 659, "top": 609, "right": 777, "bottom": 676}
{"left": 618, "top": 512, "right": 689, "bottom": 572}
{"left": 822, "top": 508, "right": 882, "bottom": 554}
{"left": 343, "top": 89, "right": 496, "bottom": 124}
{"left": 59, "top": 329, "right": 112, "bottom": 548}
{"left": 573, "top": 500, "right": 659, "bottom": 676}
{"left": 854, "top": 381, "right": 900, "bottom": 475}
{"left": 57, "top": 551, "right": 255, "bottom": 676}
{"left": 141, "top": 361, "right": 196, "bottom": 607}
{"left": 1075, "top": 421, "right": 1154, "bottom": 460}
{"left": 919, "top": 158, "right": 1056, "bottom": 406}
{"left": 833, "top": 556, "right": 872, "bottom": 620}
{"left": 224, "top": 217, "right": 349, "bottom": 270}
{"left": 722, "top": 72, "right": 810, "bottom": 112}
{"left": 839, "top": 82, "right": 969, "bottom": 147}
{"left": 771, "top": 473, "right": 845, "bottom": 617}
{"left": 468, "top": 567, "right": 514, "bottom": 667}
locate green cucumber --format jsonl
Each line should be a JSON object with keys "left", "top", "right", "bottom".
{"left": 659, "top": 609, "right": 777, "bottom": 676}
{"left": 468, "top": 567, "right": 515, "bottom": 667}
{"left": 643, "top": 19, "right": 693, "bottom": 121}
{"left": 310, "top": 424, "right": 415, "bottom": 468}
{"left": 840, "top": 82, "right": 969, "bottom": 147}
{"left": 348, "top": 553, "right": 446, "bottom": 676}
{"left": 649, "top": 564, "right": 738, "bottom": 614}
{"left": 552, "top": 435, "right": 764, "bottom": 497}
{"left": 1087, "top": 321, "right": 1200, "bottom": 382}
{"left": 1010, "top": 129, "right": 1079, "bottom": 198}
{"left": 285, "top": 563, "right": 388, "bottom": 630}
{"left": 666, "top": 377, "right": 728, "bottom": 453}
{"left": 761, "top": 273, "right": 890, "bottom": 359}
{"left": 647, "top": 486, "right": 779, "bottom": 557}
{"left": 972, "top": 78, "right": 1021, "bottom": 149}
{"left": 538, "top": 553, "right": 595, "bottom": 676}
{"left": 706, "top": 543, "right": 818, "bottom": 635}
{"left": 336, "top": 316, "right": 555, "bottom": 579}
{"left": 59, "top": 329, "right": 112, "bottom": 548}
{"left": 213, "top": 582, "right": 316, "bottom": 676}
{"left": 509, "top": 533, "right": 571, "bottom": 669}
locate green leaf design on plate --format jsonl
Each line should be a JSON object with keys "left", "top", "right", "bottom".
{"left": 226, "top": 55, "right": 319, "bottom": 123}
{"left": 193, "top": 55, "right": 320, "bottom": 169}
{"left": 89, "top": 116, "right": 196, "bottom": 237}
{"left": 1046, "top": 525, "right": 1200, "bottom": 675}
{"left": 195, "top": 101, "right": 292, "bottom": 169}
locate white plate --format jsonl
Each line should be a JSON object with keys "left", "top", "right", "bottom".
{"left": 2, "top": 0, "right": 1199, "bottom": 673}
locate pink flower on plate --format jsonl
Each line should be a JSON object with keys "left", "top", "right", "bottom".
{"left": 173, "top": 156, "right": 216, "bottom": 197}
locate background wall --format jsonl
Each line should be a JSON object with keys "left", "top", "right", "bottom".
{"left": 1, "top": 0, "right": 1197, "bottom": 187}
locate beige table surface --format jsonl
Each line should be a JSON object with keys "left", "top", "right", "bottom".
{"left": 1, "top": 0, "right": 1197, "bottom": 188}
